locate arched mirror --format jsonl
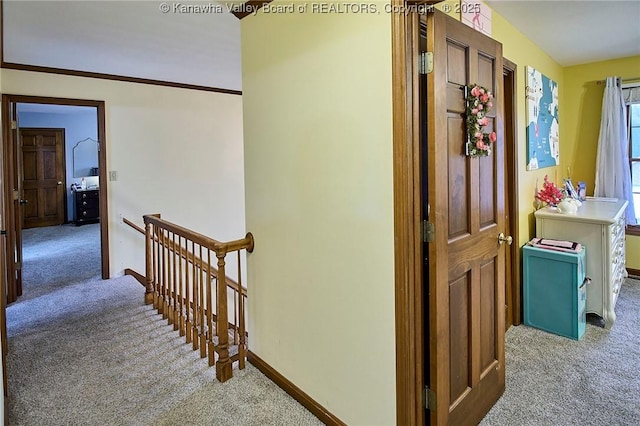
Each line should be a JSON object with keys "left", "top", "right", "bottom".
{"left": 72, "top": 137, "right": 99, "bottom": 177}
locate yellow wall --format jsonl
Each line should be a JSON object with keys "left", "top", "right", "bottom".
{"left": 491, "top": 10, "right": 565, "bottom": 244}
{"left": 1, "top": 69, "right": 246, "bottom": 278}
{"left": 563, "top": 56, "right": 640, "bottom": 270}
{"left": 627, "top": 235, "right": 640, "bottom": 271}
{"left": 563, "top": 56, "right": 640, "bottom": 194}
{"left": 241, "top": 4, "right": 395, "bottom": 425}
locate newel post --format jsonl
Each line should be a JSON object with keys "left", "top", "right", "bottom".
{"left": 144, "top": 218, "right": 154, "bottom": 305}
{"left": 215, "top": 250, "right": 232, "bottom": 382}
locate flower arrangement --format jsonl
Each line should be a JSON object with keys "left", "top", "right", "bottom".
{"left": 535, "top": 175, "right": 566, "bottom": 206}
{"left": 465, "top": 84, "right": 497, "bottom": 157}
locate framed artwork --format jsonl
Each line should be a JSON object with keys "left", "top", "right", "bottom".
{"left": 460, "top": 0, "right": 492, "bottom": 37}
{"left": 526, "top": 66, "right": 559, "bottom": 170}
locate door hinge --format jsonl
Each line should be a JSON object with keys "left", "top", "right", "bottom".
{"left": 11, "top": 120, "right": 17, "bottom": 130}
{"left": 12, "top": 190, "right": 19, "bottom": 201}
{"left": 422, "top": 220, "right": 435, "bottom": 243}
{"left": 424, "top": 386, "right": 436, "bottom": 410}
{"left": 419, "top": 52, "right": 433, "bottom": 75}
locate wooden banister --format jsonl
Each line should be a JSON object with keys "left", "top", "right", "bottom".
{"left": 122, "top": 216, "right": 144, "bottom": 235}
{"left": 122, "top": 214, "right": 253, "bottom": 382}
{"left": 123, "top": 216, "right": 249, "bottom": 297}
{"left": 142, "top": 214, "right": 254, "bottom": 254}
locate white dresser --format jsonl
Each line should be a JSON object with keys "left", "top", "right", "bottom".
{"left": 534, "top": 199, "right": 628, "bottom": 329}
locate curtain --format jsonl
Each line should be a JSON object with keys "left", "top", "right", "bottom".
{"left": 622, "top": 85, "right": 640, "bottom": 104}
{"left": 594, "top": 77, "right": 637, "bottom": 225}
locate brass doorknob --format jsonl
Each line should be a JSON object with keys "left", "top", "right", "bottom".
{"left": 57, "top": 181, "right": 63, "bottom": 185}
{"left": 498, "top": 233, "right": 513, "bottom": 245}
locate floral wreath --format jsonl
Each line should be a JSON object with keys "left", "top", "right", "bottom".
{"left": 465, "top": 84, "right": 497, "bottom": 157}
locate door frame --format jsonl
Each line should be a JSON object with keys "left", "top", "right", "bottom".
{"left": 391, "top": 4, "right": 519, "bottom": 424}
{"left": 503, "top": 58, "right": 521, "bottom": 328}
{"left": 1, "top": 94, "right": 110, "bottom": 278}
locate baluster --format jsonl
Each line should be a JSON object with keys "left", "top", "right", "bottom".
{"left": 199, "top": 245, "right": 207, "bottom": 358}
{"left": 144, "top": 219, "right": 154, "bottom": 305}
{"left": 166, "top": 231, "right": 172, "bottom": 324}
{"left": 178, "top": 235, "right": 185, "bottom": 337}
{"left": 237, "top": 251, "right": 246, "bottom": 370}
{"left": 185, "top": 240, "right": 193, "bottom": 344}
{"left": 234, "top": 251, "right": 239, "bottom": 346}
{"left": 207, "top": 249, "right": 215, "bottom": 366}
{"left": 152, "top": 224, "right": 159, "bottom": 309}
{"left": 170, "top": 232, "right": 178, "bottom": 329}
{"left": 164, "top": 230, "right": 171, "bottom": 320}
{"left": 216, "top": 251, "right": 231, "bottom": 382}
{"left": 233, "top": 287, "right": 239, "bottom": 345}
{"left": 192, "top": 242, "right": 199, "bottom": 351}
{"left": 158, "top": 227, "right": 166, "bottom": 315}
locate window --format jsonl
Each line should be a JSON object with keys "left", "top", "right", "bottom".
{"left": 629, "top": 102, "right": 640, "bottom": 230}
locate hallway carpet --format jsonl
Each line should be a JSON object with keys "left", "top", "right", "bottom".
{"left": 7, "top": 224, "right": 322, "bottom": 426}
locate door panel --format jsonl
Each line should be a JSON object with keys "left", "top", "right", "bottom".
{"left": 425, "top": 11, "right": 505, "bottom": 425}
{"left": 20, "top": 128, "right": 66, "bottom": 229}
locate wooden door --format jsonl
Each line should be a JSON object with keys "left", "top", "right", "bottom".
{"left": 0, "top": 103, "right": 9, "bottom": 397}
{"left": 19, "top": 128, "right": 66, "bottom": 229}
{"left": 3, "top": 100, "right": 23, "bottom": 303}
{"left": 424, "top": 11, "right": 505, "bottom": 425}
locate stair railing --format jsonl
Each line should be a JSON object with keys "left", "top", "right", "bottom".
{"left": 123, "top": 214, "right": 254, "bottom": 382}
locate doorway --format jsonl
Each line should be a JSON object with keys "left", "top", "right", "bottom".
{"left": 1, "top": 95, "right": 110, "bottom": 302}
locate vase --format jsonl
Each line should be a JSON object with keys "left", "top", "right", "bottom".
{"left": 557, "top": 199, "right": 578, "bottom": 214}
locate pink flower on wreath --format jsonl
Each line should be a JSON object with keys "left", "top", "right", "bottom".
{"left": 466, "top": 84, "right": 495, "bottom": 157}
{"left": 489, "top": 132, "right": 497, "bottom": 142}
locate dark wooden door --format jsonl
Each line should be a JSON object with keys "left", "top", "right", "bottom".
{"left": 0, "top": 101, "right": 11, "bottom": 394}
{"left": 424, "top": 11, "right": 505, "bottom": 425}
{"left": 3, "top": 100, "right": 23, "bottom": 303}
{"left": 20, "top": 128, "right": 66, "bottom": 229}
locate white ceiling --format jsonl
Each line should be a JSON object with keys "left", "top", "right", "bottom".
{"left": 485, "top": 0, "right": 640, "bottom": 66}
{"left": 3, "top": 1, "right": 639, "bottom": 93}
{"left": 3, "top": 0, "right": 242, "bottom": 91}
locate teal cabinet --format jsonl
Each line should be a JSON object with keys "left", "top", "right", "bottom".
{"left": 523, "top": 245, "right": 587, "bottom": 340}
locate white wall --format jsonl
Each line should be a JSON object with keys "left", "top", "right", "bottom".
{"left": 241, "top": 6, "right": 396, "bottom": 425}
{"left": 1, "top": 69, "right": 246, "bottom": 277}
{"left": 17, "top": 109, "right": 98, "bottom": 221}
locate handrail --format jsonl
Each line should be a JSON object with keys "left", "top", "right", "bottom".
{"left": 123, "top": 216, "right": 144, "bottom": 235}
{"left": 122, "top": 216, "right": 250, "bottom": 297}
{"left": 143, "top": 214, "right": 254, "bottom": 254}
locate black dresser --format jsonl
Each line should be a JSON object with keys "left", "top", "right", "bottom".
{"left": 73, "top": 189, "right": 100, "bottom": 225}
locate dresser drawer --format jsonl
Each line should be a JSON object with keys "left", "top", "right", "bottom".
{"left": 76, "top": 190, "right": 99, "bottom": 200}
{"left": 73, "top": 189, "right": 100, "bottom": 225}
{"left": 77, "top": 197, "right": 99, "bottom": 209}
